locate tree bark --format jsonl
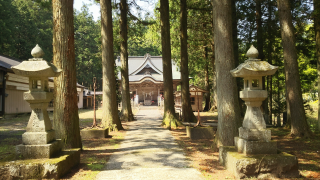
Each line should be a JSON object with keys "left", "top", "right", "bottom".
{"left": 256, "top": 0, "right": 268, "bottom": 123}
{"left": 203, "top": 47, "right": 211, "bottom": 111}
{"left": 160, "top": 0, "right": 181, "bottom": 128}
{"left": 231, "top": 0, "right": 243, "bottom": 118}
{"left": 180, "top": 0, "right": 197, "bottom": 122}
{"left": 120, "top": 0, "right": 134, "bottom": 122}
{"left": 52, "top": 0, "right": 82, "bottom": 149}
{"left": 100, "top": 0, "right": 124, "bottom": 130}
{"left": 210, "top": 57, "right": 217, "bottom": 111}
{"left": 277, "top": 0, "right": 311, "bottom": 137}
{"left": 210, "top": 12, "right": 217, "bottom": 111}
{"left": 213, "top": 0, "right": 241, "bottom": 147}
{"left": 314, "top": 0, "right": 320, "bottom": 132}
{"left": 267, "top": 0, "right": 273, "bottom": 125}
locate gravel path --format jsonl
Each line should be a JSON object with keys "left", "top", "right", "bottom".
{"left": 96, "top": 106, "right": 204, "bottom": 180}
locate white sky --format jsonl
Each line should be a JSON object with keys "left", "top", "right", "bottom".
{"left": 74, "top": 0, "right": 156, "bottom": 22}
{"left": 74, "top": 0, "right": 101, "bottom": 21}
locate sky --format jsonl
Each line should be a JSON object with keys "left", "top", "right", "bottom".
{"left": 74, "top": 0, "right": 157, "bottom": 22}
{"left": 74, "top": 0, "right": 100, "bottom": 21}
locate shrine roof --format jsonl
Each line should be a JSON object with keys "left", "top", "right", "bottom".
{"left": 116, "top": 53, "right": 181, "bottom": 82}
{"left": 0, "top": 54, "right": 21, "bottom": 72}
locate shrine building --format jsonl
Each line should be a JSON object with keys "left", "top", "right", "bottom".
{"left": 116, "top": 53, "right": 181, "bottom": 106}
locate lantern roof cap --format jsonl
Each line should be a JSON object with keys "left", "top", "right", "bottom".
{"left": 31, "top": 44, "right": 44, "bottom": 58}
{"left": 230, "top": 45, "right": 278, "bottom": 77}
{"left": 11, "top": 45, "right": 61, "bottom": 77}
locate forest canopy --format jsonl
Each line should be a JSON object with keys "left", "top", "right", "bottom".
{"left": 0, "top": 0, "right": 317, "bottom": 116}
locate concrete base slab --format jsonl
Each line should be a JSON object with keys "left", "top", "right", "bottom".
{"left": 219, "top": 146, "right": 299, "bottom": 179}
{"left": 22, "top": 130, "right": 56, "bottom": 145}
{"left": 80, "top": 128, "right": 109, "bottom": 139}
{"left": 186, "top": 126, "right": 216, "bottom": 140}
{"left": 235, "top": 137, "right": 277, "bottom": 155}
{"left": 0, "top": 148, "right": 80, "bottom": 180}
{"left": 16, "top": 140, "right": 62, "bottom": 159}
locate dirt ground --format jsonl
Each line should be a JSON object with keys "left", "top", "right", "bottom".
{"left": 168, "top": 111, "right": 320, "bottom": 179}
{"left": 1, "top": 109, "right": 320, "bottom": 179}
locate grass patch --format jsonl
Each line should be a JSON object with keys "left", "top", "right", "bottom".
{"left": 87, "top": 163, "right": 105, "bottom": 171}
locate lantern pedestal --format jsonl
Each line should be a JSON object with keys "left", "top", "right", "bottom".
{"left": 14, "top": 91, "right": 63, "bottom": 159}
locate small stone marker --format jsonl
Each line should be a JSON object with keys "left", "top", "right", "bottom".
{"left": 12, "top": 44, "right": 63, "bottom": 159}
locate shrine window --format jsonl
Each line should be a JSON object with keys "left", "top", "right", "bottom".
{"left": 191, "top": 97, "right": 195, "bottom": 105}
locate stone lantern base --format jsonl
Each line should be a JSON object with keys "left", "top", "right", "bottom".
{"left": 22, "top": 130, "right": 56, "bottom": 145}
{"left": 234, "top": 127, "right": 277, "bottom": 155}
{"left": 234, "top": 137, "right": 277, "bottom": 155}
{"left": 219, "top": 146, "right": 300, "bottom": 179}
{"left": 16, "top": 139, "right": 62, "bottom": 159}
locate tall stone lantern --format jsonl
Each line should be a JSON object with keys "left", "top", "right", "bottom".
{"left": 12, "top": 45, "right": 62, "bottom": 159}
{"left": 230, "top": 45, "right": 278, "bottom": 155}
{"left": 220, "top": 45, "right": 299, "bottom": 179}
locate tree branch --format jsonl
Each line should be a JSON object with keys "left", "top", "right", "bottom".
{"left": 127, "top": 11, "right": 156, "bottom": 25}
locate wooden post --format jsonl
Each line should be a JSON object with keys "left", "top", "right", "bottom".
{"left": 195, "top": 89, "right": 202, "bottom": 127}
{"left": 93, "top": 77, "right": 97, "bottom": 127}
{"left": 197, "top": 91, "right": 200, "bottom": 121}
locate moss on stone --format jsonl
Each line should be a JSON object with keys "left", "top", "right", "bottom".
{"left": 220, "top": 146, "right": 299, "bottom": 179}
{"left": 161, "top": 112, "right": 183, "bottom": 129}
{"left": 0, "top": 148, "right": 80, "bottom": 179}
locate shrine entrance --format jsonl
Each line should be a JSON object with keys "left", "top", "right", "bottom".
{"left": 129, "top": 78, "right": 164, "bottom": 106}
{"left": 116, "top": 53, "right": 181, "bottom": 106}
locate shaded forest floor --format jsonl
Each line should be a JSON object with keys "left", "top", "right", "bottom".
{"left": 169, "top": 110, "right": 320, "bottom": 179}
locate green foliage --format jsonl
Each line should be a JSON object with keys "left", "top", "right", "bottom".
{"left": 0, "top": 0, "right": 53, "bottom": 60}
{"left": 0, "top": 0, "right": 318, "bottom": 118}
{"left": 74, "top": 5, "right": 102, "bottom": 90}
{"left": 112, "top": 8, "right": 161, "bottom": 56}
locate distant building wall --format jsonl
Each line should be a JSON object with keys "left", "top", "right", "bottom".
{"left": 5, "top": 89, "right": 31, "bottom": 114}
{"left": 5, "top": 73, "right": 85, "bottom": 114}
{"left": 77, "top": 87, "right": 84, "bottom": 109}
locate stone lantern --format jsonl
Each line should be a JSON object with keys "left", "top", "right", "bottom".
{"left": 230, "top": 45, "right": 278, "bottom": 155}
{"left": 219, "top": 45, "right": 299, "bottom": 179}
{"left": 12, "top": 45, "right": 62, "bottom": 159}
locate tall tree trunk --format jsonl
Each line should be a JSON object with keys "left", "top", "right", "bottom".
{"left": 120, "top": 0, "right": 134, "bottom": 122}
{"left": 101, "top": 0, "right": 124, "bottom": 130}
{"left": 256, "top": 0, "right": 268, "bottom": 123}
{"left": 231, "top": 0, "right": 243, "bottom": 118}
{"left": 256, "top": 0, "right": 264, "bottom": 61}
{"left": 231, "top": 0, "right": 239, "bottom": 67}
{"left": 210, "top": 53, "right": 217, "bottom": 111}
{"left": 267, "top": 0, "right": 273, "bottom": 125}
{"left": 180, "top": 0, "right": 197, "bottom": 122}
{"left": 213, "top": 0, "right": 241, "bottom": 147}
{"left": 210, "top": 11, "right": 217, "bottom": 112}
{"left": 52, "top": 0, "right": 82, "bottom": 149}
{"left": 277, "top": 0, "right": 311, "bottom": 137}
{"left": 203, "top": 47, "right": 211, "bottom": 111}
{"left": 160, "top": 0, "right": 181, "bottom": 128}
{"left": 314, "top": 0, "right": 320, "bottom": 132}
